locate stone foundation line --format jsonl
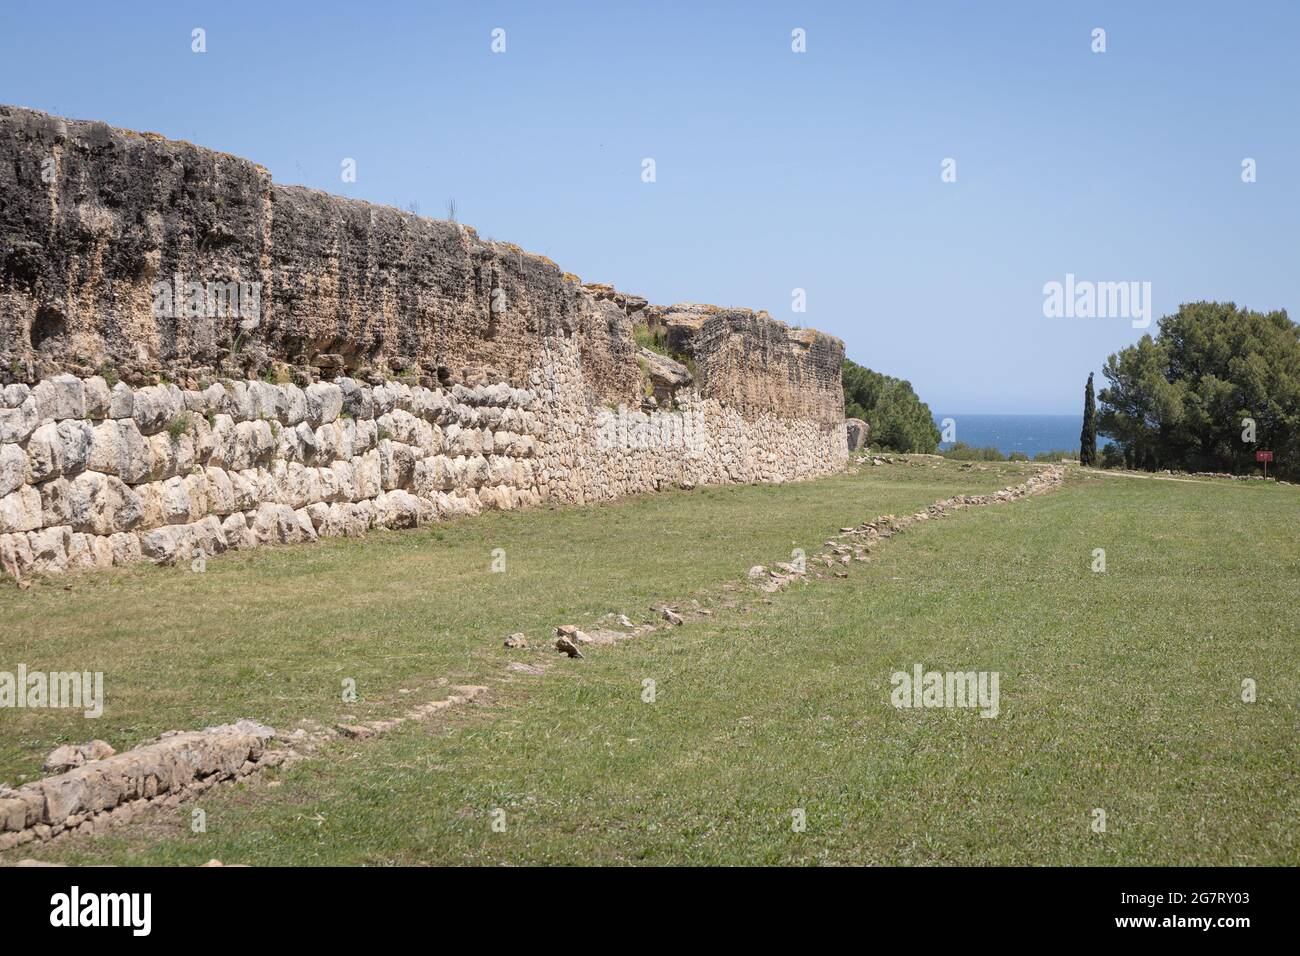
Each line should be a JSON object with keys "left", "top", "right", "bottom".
{"left": 0, "top": 463, "right": 1063, "bottom": 856}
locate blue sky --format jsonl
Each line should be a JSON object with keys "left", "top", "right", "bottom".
{"left": 3, "top": 1, "right": 1297, "bottom": 413}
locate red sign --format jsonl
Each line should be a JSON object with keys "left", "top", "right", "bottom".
{"left": 1256, "top": 451, "right": 1273, "bottom": 463}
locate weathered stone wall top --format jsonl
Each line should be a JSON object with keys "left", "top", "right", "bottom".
{"left": 644, "top": 303, "right": 844, "bottom": 427}
{"left": 0, "top": 104, "right": 842, "bottom": 425}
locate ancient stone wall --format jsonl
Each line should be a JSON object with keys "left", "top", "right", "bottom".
{"left": 0, "top": 105, "right": 846, "bottom": 576}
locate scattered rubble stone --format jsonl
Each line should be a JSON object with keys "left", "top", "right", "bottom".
{"left": 41, "top": 740, "right": 116, "bottom": 773}
{"left": 555, "top": 635, "right": 584, "bottom": 658}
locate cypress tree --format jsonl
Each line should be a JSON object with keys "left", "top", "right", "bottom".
{"left": 1080, "top": 372, "right": 1097, "bottom": 466}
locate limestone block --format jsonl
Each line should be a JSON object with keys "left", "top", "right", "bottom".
{"left": 281, "top": 384, "right": 307, "bottom": 426}
{"left": 313, "top": 422, "right": 341, "bottom": 463}
{"left": 201, "top": 383, "right": 226, "bottom": 412}
{"left": 182, "top": 472, "right": 209, "bottom": 521}
{"left": 83, "top": 377, "right": 112, "bottom": 420}
{"left": 456, "top": 487, "right": 482, "bottom": 516}
{"left": 305, "top": 501, "right": 330, "bottom": 532}
{"left": 487, "top": 455, "right": 515, "bottom": 486}
{"left": 292, "top": 508, "right": 319, "bottom": 542}
{"left": 191, "top": 515, "right": 229, "bottom": 557}
{"left": 32, "top": 374, "right": 86, "bottom": 421}
{"left": 378, "top": 408, "right": 434, "bottom": 452}
{"left": 463, "top": 454, "right": 491, "bottom": 488}
{"left": 191, "top": 413, "right": 214, "bottom": 463}
{"left": 275, "top": 420, "right": 304, "bottom": 463}
{"left": 352, "top": 450, "right": 381, "bottom": 499}
{"left": 204, "top": 467, "right": 236, "bottom": 514}
{"left": 353, "top": 418, "right": 377, "bottom": 454}
{"left": 336, "top": 417, "right": 357, "bottom": 460}
{"left": 228, "top": 420, "right": 274, "bottom": 471}
{"left": 251, "top": 467, "right": 280, "bottom": 505}
{"left": 0, "top": 443, "right": 24, "bottom": 497}
{"left": 26, "top": 525, "right": 71, "bottom": 574}
{"left": 371, "top": 384, "right": 396, "bottom": 416}
{"left": 204, "top": 414, "right": 232, "bottom": 469}
{"left": 67, "top": 533, "right": 114, "bottom": 571}
{"left": 283, "top": 463, "right": 321, "bottom": 509}
{"left": 218, "top": 381, "right": 257, "bottom": 422}
{"left": 338, "top": 378, "right": 373, "bottom": 420}
{"left": 443, "top": 422, "right": 474, "bottom": 456}
{"left": 373, "top": 490, "right": 428, "bottom": 529}
{"left": 305, "top": 383, "right": 342, "bottom": 426}
{"left": 0, "top": 396, "right": 41, "bottom": 444}
{"left": 182, "top": 388, "right": 207, "bottom": 413}
{"left": 25, "top": 421, "right": 61, "bottom": 481}
{"left": 378, "top": 440, "right": 415, "bottom": 491}
{"left": 2, "top": 384, "right": 30, "bottom": 409}
{"left": 338, "top": 502, "right": 371, "bottom": 536}
{"left": 220, "top": 512, "right": 255, "bottom": 550}
{"left": 0, "top": 485, "right": 42, "bottom": 533}
{"left": 108, "top": 382, "right": 134, "bottom": 419}
{"left": 145, "top": 432, "right": 178, "bottom": 481}
{"left": 95, "top": 475, "right": 145, "bottom": 534}
{"left": 324, "top": 461, "right": 356, "bottom": 503}
{"left": 413, "top": 456, "right": 453, "bottom": 497}
{"left": 132, "top": 384, "right": 184, "bottom": 435}
{"left": 46, "top": 472, "right": 143, "bottom": 535}
{"left": 248, "top": 380, "right": 285, "bottom": 422}
{"left": 117, "top": 420, "right": 151, "bottom": 484}
{"left": 0, "top": 531, "right": 34, "bottom": 577}
{"left": 142, "top": 476, "right": 192, "bottom": 526}
{"left": 108, "top": 532, "right": 142, "bottom": 566}
{"left": 513, "top": 459, "right": 536, "bottom": 488}
{"left": 249, "top": 505, "right": 299, "bottom": 544}
{"left": 228, "top": 470, "right": 259, "bottom": 511}
{"left": 138, "top": 523, "right": 193, "bottom": 564}
{"left": 292, "top": 421, "right": 318, "bottom": 463}
{"left": 55, "top": 420, "right": 93, "bottom": 476}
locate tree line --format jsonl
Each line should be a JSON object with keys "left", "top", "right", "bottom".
{"left": 842, "top": 359, "right": 941, "bottom": 453}
{"left": 1083, "top": 302, "right": 1298, "bottom": 479}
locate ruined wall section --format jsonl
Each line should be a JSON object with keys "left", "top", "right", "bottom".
{"left": 0, "top": 105, "right": 273, "bottom": 382}
{"left": 643, "top": 304, "right": 845, "bottom": 427}
{"left": 0, "top": 106, "right": 644, "bottom": 405}
{"left": 0, "top": 105, "right": 848, "bottom": 577}
{"left": 266, "top": 185, "right": 644, "bottom": 403}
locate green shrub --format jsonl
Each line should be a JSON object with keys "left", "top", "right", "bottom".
{"left": 843, "top": 359, "right": 941, "bottom": 453}
{"left": 939, "top": 442, "right": 1005, "bottom": 462}
{"left": 167, "top": 413, "right": 192, "bottom": 443}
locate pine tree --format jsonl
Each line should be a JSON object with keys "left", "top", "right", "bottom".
{"left": 1080, "top": 372, "right": 1097, "bottom": 466}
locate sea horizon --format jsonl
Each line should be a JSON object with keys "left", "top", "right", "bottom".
{"left": 932, "top": 412, "right": 1110, "bottom": 457}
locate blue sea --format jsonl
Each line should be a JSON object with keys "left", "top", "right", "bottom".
{"left": 933, "top": 413, "right": 1110, "bottom": 457}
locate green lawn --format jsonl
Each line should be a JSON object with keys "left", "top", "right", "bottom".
{"left": 0, "top": 458, "right": 1027, "bottom": 784}
{"left": 5, "top": 462, "right": 1298, "bottom": 865}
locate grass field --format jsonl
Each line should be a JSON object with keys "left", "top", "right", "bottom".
{"left": 3, "top": 460, "right": 1298, "bottom": 865}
